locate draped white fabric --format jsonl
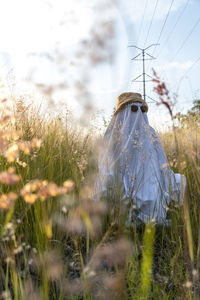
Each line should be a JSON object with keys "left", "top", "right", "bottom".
{"left": 95, "top": 102, "right": 186, "bottom": 223}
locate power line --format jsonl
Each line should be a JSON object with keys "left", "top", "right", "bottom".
{"left": 157, "top": 0, "right": 191, "bottom": 58}
{"left": 143, "top": 0, "right": 159, "bottom": 48}
{"left": 169, "top": 16, "right": 200, "bottom": 63}
{"left": 172, "top": 56, "right": 200, "bottom": 91}
{"left": 147, "top": 0, "right": 175, "bottom": 72}
{"left": 183, "top": 56, "right": 200, "bottom": 76}
{"left": 131, "top": 0, "right": 149, "bottom": 93}
{"left": 136, "top": 0, "right": 149, "bottom": 47}
{"left": 154, "top": 0, "right": 197, "bottom": 89}
{"left": 154, "top": 0, "right": 175, "bottom": 48}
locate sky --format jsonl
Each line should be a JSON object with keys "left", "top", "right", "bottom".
{"left": 0, "top": 0, "right": 200, "bottom": 130}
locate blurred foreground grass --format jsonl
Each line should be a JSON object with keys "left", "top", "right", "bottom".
{"left": 0, "top": 96, "right": 199, "bottom": 300}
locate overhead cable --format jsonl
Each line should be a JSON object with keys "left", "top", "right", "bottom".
{"left": 169, "top": 16, "right": 200, "bottom": 63}
{"left": 157, "top": 0, "right": 191, "bottom": 58}
{"left": 172, "top": 56, "right": 200, "bottom": 91}
{"left": 147, "top": 0, "right": 175, "bottom": 72}
{"left": 136, "top": 0, "right": 149, "bottom": 47}
{"left": 143, "top": 0, "right": 159, "bottom": 48}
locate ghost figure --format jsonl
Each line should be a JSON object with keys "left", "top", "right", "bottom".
{"left": 95, "top": 92, "right": 186, "bottom": 224}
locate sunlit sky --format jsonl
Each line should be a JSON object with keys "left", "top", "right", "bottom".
{"left": 0, "top": 0, "right": 200, "bottom": 129}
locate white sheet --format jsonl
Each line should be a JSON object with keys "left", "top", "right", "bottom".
{"left": 94, "top": 102, "right": 186, "bottom": 223}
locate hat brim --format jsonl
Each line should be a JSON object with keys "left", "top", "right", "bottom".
{"left": 114, "top": 99, "right": 148, "bottom": 115}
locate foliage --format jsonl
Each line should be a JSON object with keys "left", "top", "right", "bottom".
{"left": 0, "top": 91, "right": 199, "bottom": 300}
{"left": 174, "top": 99, "right": 200, "bottom": 128}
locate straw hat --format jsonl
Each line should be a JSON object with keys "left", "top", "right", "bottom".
{"left": 115, "top": 92, "right": 148, "bottom": 115}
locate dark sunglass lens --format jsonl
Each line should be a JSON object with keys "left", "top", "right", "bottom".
{"left": 140, "top": 106, "right": 146, "bottom": 113}
{"left": 131, "top": 105, "right": 138, "bottom": 112}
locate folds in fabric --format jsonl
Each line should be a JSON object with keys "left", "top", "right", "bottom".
{"left": 94, "top": 103, "right": 186, "bottom": 223}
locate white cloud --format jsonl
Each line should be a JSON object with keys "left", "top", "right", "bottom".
{"left": 117, "top": 0, "right": 188, "bottom": 22}
{"left": 0, "top": 0, "right": 93, "bottom": 52}
{"left": 156, "top": 60, "right": 193, "bottom": 71}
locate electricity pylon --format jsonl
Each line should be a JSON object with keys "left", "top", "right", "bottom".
{"left": 128, "top": 44, "right": 159, "bottom": 102}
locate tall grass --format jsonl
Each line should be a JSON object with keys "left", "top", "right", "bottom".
{"left": 0, "top": 94, "right": 199, "bottom": 299}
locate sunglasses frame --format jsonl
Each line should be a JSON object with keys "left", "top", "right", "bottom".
{"left": 131, "top": 104, "right": 147, "bottom": 113}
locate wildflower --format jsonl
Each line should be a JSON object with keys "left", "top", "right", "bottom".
{"left": 0, "top": 140, "right": 6, "bottom": 154}
{"left": 32, "top": 248, "right": 37, "bottom": 254}
{"left": 0, "top": 192, "right": 18, "bottom": 210}
{"left": 63, "top": 180, "right": 75, "bottom": 192}
{"left": 0, "top": 168, "right": 20, "bottom": 185}
{"left": 180, "top": 160, "right": 187, "bottom": 171}
{"left": 63, "top": 199, "right": 106, "bottom": 236}
{"left": 31, "top": 138, "right": 42, "bottom": 149}
{"left": 28, "top": 258, "right": 34, "bottom": 265}
{"left": 46, "top": 183, "right": 60, "bottom": 197}
{"left": 83, "top": 266, "right": 96, "bottom": 278}
{"left": 4, "top": 222, "right": 14, "bottom": 234}
{"left": 153, "top": 69, "right": 173, "bottom": 117}
{"left": 18, "top": 141, "right": 31, "bottom": 155}
{"left": 0, "top": 129, "right": 20, "bottom": 141}
{"left": 5, "top": 257, "right": 15, "bottom": 264}
{"left": 103, "top": 271, "right": 125, "bottom": 296}
{"left": 20, "top": 179, "right": 74, "bottom": 205}
{"left": 0, "top": 115, "right": 16, "bottom": 125}
{"left": 20, "top": 180, "right": 43, "bottom": 204}
{"left": 16, "top": 158, "right": 27, "bottom": 167}
{"left": 87, "top": 238, "right": 132, "bottom": 271}
{"left": 5, "top": 144, "right": 19, "bottom": 162}
{"left": 184, "top": 281, "right": 192, "bottom": 288}
{"left": 192, "top": 269, "right": 198, "bottom": 277}
{"left": 61, "top": 206, "right": 67, "bottom": 214}
{"left": 13, "top": 245, "right": 23, "bottom": 255}
{"left": 34, "top": 251, "right": 63, "bottom": 280}
{"left": 23, "top": 193, "right": 38, "bottom": 204}
{"left": 1, "top": 290, "right": 12, "bottom": 300}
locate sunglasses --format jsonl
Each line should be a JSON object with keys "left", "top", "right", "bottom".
{"left": 131, "top": 104, "right": 147, "bottom": 113}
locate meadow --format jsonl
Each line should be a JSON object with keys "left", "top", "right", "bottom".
{"left": 0, "top": 92, "right": 199, "bottom": 300}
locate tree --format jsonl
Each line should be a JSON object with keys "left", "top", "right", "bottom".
{"left": 191, "top": 99, "right": 200, "bottom": 115}
{"left": 174, "top": 99, "right": 200, "bottom": 128}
